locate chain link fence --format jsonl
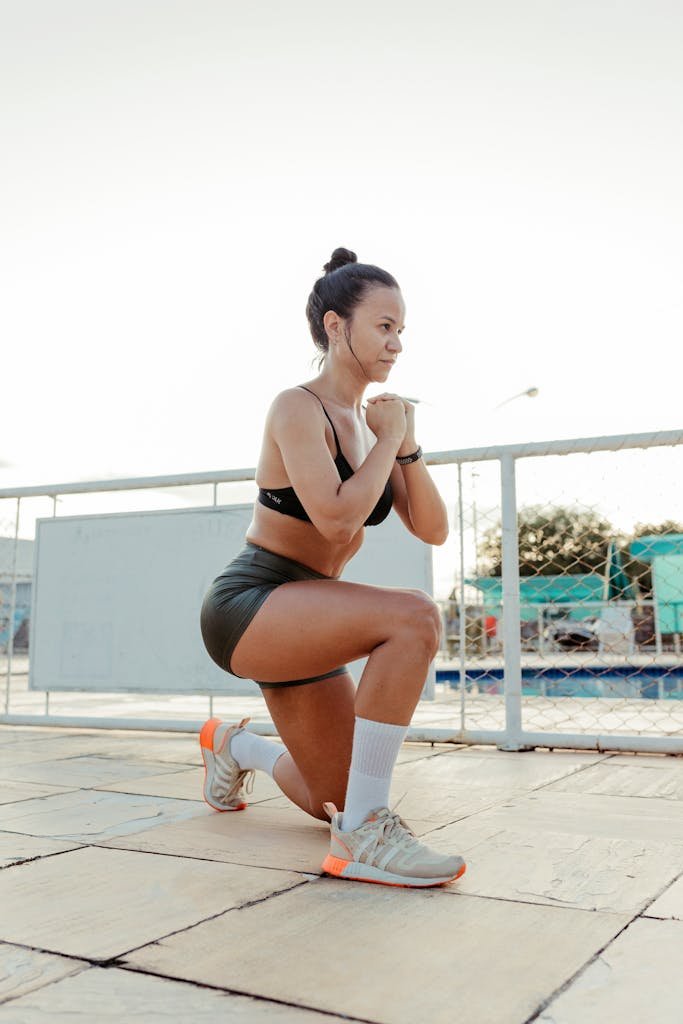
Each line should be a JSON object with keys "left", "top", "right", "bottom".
{"left": 438, "top": 439, "right": 683, "bottom": 746}
{"left": 0, "top": 504, "right": 31, "bottom": 668}
{"left": 2, "top": 432, "right": 683, "bottom": 750}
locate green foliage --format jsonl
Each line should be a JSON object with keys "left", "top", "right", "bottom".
{"left": 478, "top": 508, "right": 683, "bottom": 595}
{"left": 478, "top": 505, "right": 615, "bottom": 577}
{"left": 631, "top": 520, "right": 683, "bottom": 538}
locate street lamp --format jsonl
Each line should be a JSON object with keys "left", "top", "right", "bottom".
{"left": 493, "top": 387, "right": 539, "bottom": 410}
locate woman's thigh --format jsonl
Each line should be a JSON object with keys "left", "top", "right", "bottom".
{"left": 229, "top": 578, "right": 438, "bottom": 683}
{"left": 263, "top": 671, "right": 357, "bottom": 814}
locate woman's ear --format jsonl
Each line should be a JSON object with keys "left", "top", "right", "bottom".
{"left": 323, "top": 309, "right": 342, "bottom": 345}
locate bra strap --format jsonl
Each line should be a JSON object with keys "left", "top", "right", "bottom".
{"left": 297, "top": 385, "right": 342, "bottom": 454}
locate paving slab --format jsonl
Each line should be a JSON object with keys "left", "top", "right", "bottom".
{"left": 387, "top": 781, "right": 519, "bottom": 824}
{"left": 544, "top": 761, "right": 683, "bottom": 800}
{"left": 124, "top": 879, "right": 630, "bottom": 1024}
{"left": 426, "top": 823, "right": 683, "bottom": 913}
{"left": 69, "top": 733, "right": 205, "bottom": 766}
{"left": 0, "top": 789, "right": 207, "bottom": 842}
{"left": 0, "top": 845, "right": 306, "bottom": 961}
{"left": 103, "top": 802, "right": 331, "bottom": 873}
{"left": 644, "top": 873, "right": 683, "bottom": 920}
{"left": 2, "top": 728, "right": 198, "bottom": 767}
{"left": 97, "top": 765, "right": 281, "bottom": 803}
{"left": 539, "top": 918, "right": 683, "bottom": 1023}
{"left": 395, "top": 743, "right": 459, "bottom": 764}
{"left": 0, "top": 780, "right": 77, "bottom": 806}
{"left": 0, "top": 832, "right": 83, "bottom": 869}
{"left": 0, "top": 735, "right": 122, "bottom": 767}
{"left": 3, "top": 964, "right": 341, "bottom": 1022}
{"left": 392, "top": 748, "right": 603, "bottom": 792}
{"left": 463, "top": 790, "right": 683, "bottom": 844}
{"left": 0, "top": 728, "right": 95, "bottom": 746}
{"left": 0, "top": 943, "right": 87, "bottom": 1004}
{"left": 0, "top": 755, "right": 192, "bottom": 789}
{"left": 605, "top": 752, "right": 683, "bottom": 768}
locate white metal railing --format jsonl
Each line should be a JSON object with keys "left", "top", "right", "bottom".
{"left": 2, "top": 428, "right": 683, "bottom": 752}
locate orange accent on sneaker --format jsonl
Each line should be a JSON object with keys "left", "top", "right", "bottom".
{"left": 199, "top": 717, "right": 251, "bottom": 813}
{"left": 321, "top": 854, "right": 467, "bottom": 888}
{"left": 199, "top": 717, "right": 221, "bottom": 752}
{"left": 321, "top": 854, "right": 351, "bottom": 876}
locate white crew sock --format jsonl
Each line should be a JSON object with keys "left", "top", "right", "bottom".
{"left": 341, "top": 716, "right": 408, "bottom": 832}
{"left": 230, "top": 728, "right": 287, "bottom": 778}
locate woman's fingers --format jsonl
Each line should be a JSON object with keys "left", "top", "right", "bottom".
{"left": 367, "top": 392, "right": 401, "bottom": 404}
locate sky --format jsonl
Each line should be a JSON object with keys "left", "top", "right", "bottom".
{"left": 1, "top": 0, "right": 682, "bottom": 597}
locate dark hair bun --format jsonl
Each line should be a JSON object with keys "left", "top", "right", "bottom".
{"left": 323, "top": 247, "right": 357, "bottom": 275}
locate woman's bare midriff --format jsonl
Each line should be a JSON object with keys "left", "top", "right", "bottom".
{"left": 245, "top": 502, "right": 364, "bottom": 578}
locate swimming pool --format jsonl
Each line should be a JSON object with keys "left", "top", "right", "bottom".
{"left": 437, "top": 665, "right": 683, "bottom": 700}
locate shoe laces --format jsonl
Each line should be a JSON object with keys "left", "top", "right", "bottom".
{"left": 214, "top": 766, "right": 255, "bottom": 802}
{"left": 367, "top": 809, "right": 420, "bottom": 854}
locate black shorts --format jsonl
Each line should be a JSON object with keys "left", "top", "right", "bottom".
{"left": 199, "top": 542, "right": 348, "bottom": 688}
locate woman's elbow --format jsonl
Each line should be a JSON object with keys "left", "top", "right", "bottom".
{"left": 315, "top": 515, "right": 357, "bottom": 546}
{"left": 420, "top": 524, "right": 449, "bottom": 546}
{"left": 329, "top": 522, "right": 358, "bottom": 545}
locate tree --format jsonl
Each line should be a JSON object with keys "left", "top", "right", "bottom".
{"left": 478, "top": 505, "right": 616, "bottom": 577}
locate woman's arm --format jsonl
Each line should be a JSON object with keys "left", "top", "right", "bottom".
{"left": 370, "top": 396, "right": 449, "bottom": 546}
{"left": 390, "top": 458, "right": 449, "bottom": 545}
{"left": 269, "top": 389, "right": 406, "bottom": 544}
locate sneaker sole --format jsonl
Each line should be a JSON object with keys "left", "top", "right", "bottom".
{"left": 321, "top": 854, "right": 466, "bottom": 888}
{"left": 199, "top": 718, "right": 247, "bottom": 812}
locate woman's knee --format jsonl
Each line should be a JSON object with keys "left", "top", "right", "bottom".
{"left": 396, "top": 590, "right": 442, "bottom": 658}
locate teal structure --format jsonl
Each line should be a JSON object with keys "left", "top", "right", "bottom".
{"left": 465, "top": 574, "right": 604, "bottom": 622}
{"left": 630, "top": 535, "right": 683, "bottom": 636}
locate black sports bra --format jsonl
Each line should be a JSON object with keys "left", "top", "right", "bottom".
{"left": 257, "top": 386, "right": 393, "bottom": 528}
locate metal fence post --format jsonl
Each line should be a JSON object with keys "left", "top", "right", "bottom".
{"left": 4, "top": 498, "right": 21, "bottom": 714}
{"left": 498, "top": 455, "right": 532, "bottom": 751}
{"left": 457, "top": 463, "right": 467, "bottom": 730}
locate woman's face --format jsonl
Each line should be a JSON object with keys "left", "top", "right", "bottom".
{"left": 345, "top": 285, "right": 406, "bottom": 381}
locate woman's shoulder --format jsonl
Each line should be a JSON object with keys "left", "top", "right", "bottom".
{"left": 266, "top": 384, "right": 324, "bottom": 431}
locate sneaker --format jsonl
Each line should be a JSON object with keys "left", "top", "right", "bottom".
{"left": 321, "top": 803, "right": 466, "bottom": 888}
{"left": 199, "top": 717, "right": 255, "bottom": 812}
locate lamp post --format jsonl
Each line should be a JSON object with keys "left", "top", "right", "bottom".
{"left": 475, "top": 386, "right": 539, "bottom": 562}
{"left": 493, "top": 387, "right": 539, "bottom": 410}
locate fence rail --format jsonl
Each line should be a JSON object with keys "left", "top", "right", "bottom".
{"left": 2, "top": 428, "right": 683, "bottom": 752}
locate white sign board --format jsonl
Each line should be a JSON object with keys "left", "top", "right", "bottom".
{"left": 30, "top": 505, "right": 434, "bottom": 696}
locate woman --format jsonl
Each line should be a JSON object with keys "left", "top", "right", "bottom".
{"left": 200, "top": 248, "right": 465, "bottom": 888}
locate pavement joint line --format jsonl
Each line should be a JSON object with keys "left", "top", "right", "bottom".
{"left": 116, "top": 962, "right": 378, "bottom": 1022}
{"left": 0, "top": 843, "right": 87, "bottom": 872}
{"left": 111, "top": 875, "right": 315, "bottom": 963}
{"left": 635, "top": 863, "right": 683, "bottom": 917}
{"left": 88, "top": 841, "right": 324, "bottom": 877}
{"left": 437, "top": 887, "right": 641, "bottom": 915}
{"left": 0, "top": 956, "right": 91, "bottom": 1010}
{"left": 0, "top": 786, "right": 84, "bottom": 805}
{"left": 0, "top": 937, "right": 92, "bottom": 969}
{"left": 541, "top": 789, "right": 683, "bottom": 805}
{"left": 416, "top": 799, "right": 519, "bottom": 837}
{"left": 520, "top": 912, "right": 640, "bottom": 1024}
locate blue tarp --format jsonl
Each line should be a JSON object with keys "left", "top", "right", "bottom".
{"left": 0, "top": 608, "right": 28, "bottom": 646}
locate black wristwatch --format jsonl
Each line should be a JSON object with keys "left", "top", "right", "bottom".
{"left": 396, "top": 446, "right": 423, "bottom": 466}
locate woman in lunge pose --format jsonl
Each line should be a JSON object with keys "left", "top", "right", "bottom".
{"left": 199, "top": 248, "right": 465, "bottom": 887}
